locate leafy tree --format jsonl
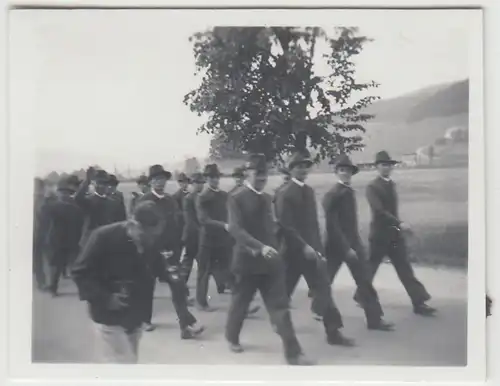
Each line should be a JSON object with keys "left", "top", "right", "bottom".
{"left": 184, "top": 27, "right": 379, "bottom": 164}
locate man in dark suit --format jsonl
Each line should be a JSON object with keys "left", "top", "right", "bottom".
{"left": 225, "top": 154, "right": 314, "bottom": 365}
{"left": 173, "top": 172, "right": 191, "bottom": 211}
{"left": 323, "top": 155, "right": 394, "bottom": 331}
{"left": 107, "top": 174, "right": 127, "bottom": 222}
{"left": 130, "top": 174, "right": 149, "bottom": 215}
{"left": 275, "top": 150, "right": 354, "bottom": 347}
{"left": 136, "top": 164, "right": 184, "bottom": 331}
{"left": 72, "top": 202, "right": 203, "bottom": 363}
{"left": 74, "top": 168, "right": 123, "bottom": 248}
{"left": 359, "top": 151, "right": 436, "bottom": 316}
{"left": 228, "top": 166, "right": 246, "bottom": 195}
{"left": 38, "top": 176, "right": 84, "bottom": 297}
{"left": 180, "top": 172, "right": 205, "bottom": 293}
{"left": 195, "top": 163, "right": 234, "bottom": 311}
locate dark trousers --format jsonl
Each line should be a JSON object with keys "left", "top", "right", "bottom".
{"left": 144, "top": 278, "right": 156, "bottom": 324}
{"left": 226, "top": 270, "right": 303, "bottom": 360}
{"left": 196, "top": 244, "right": 233, "bottom": 307}
{"left": 47, "top": 246, "right": 77, "bottom": 293}
{"left": 33, "top": 243, "right": 47, "bottom": 290}
{"left": 360, "top": 236, "right": 431, "bottom": 306}
{"left": 327, "top": 246, "right": 383, "bottom": 325}
{"left": 285, "top": 251, "right": 343, "bottom": 337}
{"left": 158, "top": 272, "right": 197, "bottom": 329}
{"left": 181, "top": 236, "right": 199, "bottom": 287}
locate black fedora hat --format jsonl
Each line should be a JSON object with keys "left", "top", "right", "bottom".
{"left": 334, "top": 154, "right": 359, "bottom": 175}
{"left": 136, "top": 174, "right": 148, "bottom": 185}
{"left": 375, "top": 151, "right": 399, "bottom": 165}
{"left": 108, "top": 174, "right": 119, "bottom": 186}
{"left": 231, "top": 166, "right": 246, "bottom": 178}
{"left": 93, "top": 169, "right": 109, "bottom": 183}
{"left": 190, "top": 172, "right": 205, "bottom": 184}
{"left": 203, "top": 163, "right": 222, "bottom": 177}
{"left": 288, "top": 150, "right": 313, "bottom": 170}
{"left": 57, "top": 177, "right": 77, "bottom": 193}
{"left": 176, "top": 172, "right": 191, "bottom": 183}
{"left": 245, "top": 153, "right": 268, "bottom": 173}
{"left": 148, "top": 165, "right": 172, "bottom": 181}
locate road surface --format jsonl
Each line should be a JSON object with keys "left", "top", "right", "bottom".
{"left": 32, "top": 264, "right": 467, "bottom": 366}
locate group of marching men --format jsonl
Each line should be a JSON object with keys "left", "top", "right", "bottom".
{"left": 33, "top": 149, "right": 437, "bottom": 365}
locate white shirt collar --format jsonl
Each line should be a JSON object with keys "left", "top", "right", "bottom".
{"left": 291, "top": 178, "right": 305, "bottom": 188}
{"left": 151, "top": 189, "right": 165, "bottom": 199}
{"left": 380, "top": 176, "right": 392, "bottom": 182}
{"left": 94, "top": 192, "right": 107, "bottom": 198}
{"left": 208, "top": 186, "right": 220, "bottom": 193}
{"left": 244, "top": 181, "right": 263, "bottom": 195}
{"left": 337, "top": 180, "right": 352, "bottom": 188}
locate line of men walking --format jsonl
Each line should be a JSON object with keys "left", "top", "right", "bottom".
{"left": 33, "top": 149, "right": 436, "bottom": 365}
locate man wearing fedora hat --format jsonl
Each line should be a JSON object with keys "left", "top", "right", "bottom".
{"left": 74, "top": 168, "right": 122, "bottom": 248}
{"left": 225, "top": 153, "right": 314, "bottom": 365}
{"left": 107, "top": 174, "right": 127, "bottom": 224}
{"left": 130, "top": 174, "right": 150, "bottom": 214}
{"left": 137, "top": 164, "right": 185, "bottom": 331}
{"left": 180, "top": 172, "right": 205, "bottom": 294}
{"left": 229, "top": 166, "right": 246, "bottom": 195}
{"left": 323, "top": 154, "right": 394, "bottom": 331}
{"left": 360, "top": 151, "right": 436, "bottom": 316}
{"left": 37, "top": 176, "right": 84, "bottom": 297}
{"left": 173, "top": 172, "right": 191, "bottom": 264}
{"left": 195, "top": 163, "right": 234, "bottom": 310}
{"left": 275, "top": 150, "right": 354, "bottom": 347}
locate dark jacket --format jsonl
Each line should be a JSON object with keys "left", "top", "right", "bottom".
{"left": 323, "top": 182, "right": 363, "bottom": 258}
{"left": 274, "top": 180, "right": 324, "bottom": 255}
{"left": 182, "top": 191, "right": 200, "bottom": 243}
{"left": 172, "top": 189, "right": 189, "bottom": 236}
{"left": 129, "top": 192, "right": 144, "bottom": 215}
{"left": 366, "top": 176, "right": 402, "bottom": 241}
{"left": 196, "top": 187, "right": 231, "bottom": 247}
{"left": 228, "top": 186, "right": 283, "bottom": 275}
{"left": 72, "top": 222, "right": 167, "bottom": 330}
{"left": 37, "top": 196, "right": 84, "bottom": 252}
{"left": 74, "top": 181, "right": 123, "bottom": 246}
{"left": 109, "top": 191, "right": 127, "bottom": 222}
{"left": 137, "top": 191, "right": 182, "bottom": 253}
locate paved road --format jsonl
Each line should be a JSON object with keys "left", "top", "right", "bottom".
{"left": 32, "top": 264, "right": 467, "bottom": 366}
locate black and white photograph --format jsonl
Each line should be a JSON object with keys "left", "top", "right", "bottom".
{"left": 5, "top": 4, "right": 486, "bottom": 384}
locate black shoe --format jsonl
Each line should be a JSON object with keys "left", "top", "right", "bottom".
{"left": 327, "top": 331, "right": 355, "bottom": 347}
{"left": 368, "top": 320, "right": 395, "bottom": 331}
{"left": 413, "top": 303, "right": 437, "bottom": 316}
{"left": 246, "top": 304, "right": 260, "bottom": 316}
{"left": 228, "top": 342, "right": 244, "bottom": 353}
{"left": 181, "top": 323, "right": 205, "bottom": 339}
{"left": 143, "top": 323, "right": 156, "bottom": 332}
{"left": 287, "top": 353, "right": 316, "bottom": 366}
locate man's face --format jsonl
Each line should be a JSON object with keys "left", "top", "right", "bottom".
{"left": 234, "top": 176, "right": 245, "bottom": 187}
{"left": 151, "top": 176, "right": 167, "bottom": 192}
{"left": 247, "top": 170, "right": 268, "bottom": 192}
{"left": 44, "top": 182, "right": 57, "bottom": 197}
{"left": 192, "top": 181, "right": 205, "bottom": 193}
{"left": 207, "top": 176, "right": 220, "bottom": 189}
{"left": 290, "top": 163, "right": 310, "bottom": 182}
{"left": 107, "top": 184, "right": 117, "bottom": 195}
{"left": 335, "top": 166, "right": 353, "bottom": 184}
{"left": 178, "top": 181, "right": 189, "bottom": 191}
{"left": 377, "top": 163, "right": 394, "bottom": 178}
{"left": 93, "top": 181, "right": 108, "bottom": 195}
{"left": 127, "top": 219, "right": 165, "bottom": 249}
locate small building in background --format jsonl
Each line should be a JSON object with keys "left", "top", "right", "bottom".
{"left": 401, "top": 153, "right": 417, "bottom": 167}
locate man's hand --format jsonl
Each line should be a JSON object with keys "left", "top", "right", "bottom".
{"left": 107, "top": 293, "right": 129, "bottom": 311}
{"left": 304, "top": 245, "right": 318, "bottom": 260}
{"left": 261, "top": 245, "right": 279, "bottom": 259}
{"left": 346, "top": 248, "right": 358, "bottom": 262}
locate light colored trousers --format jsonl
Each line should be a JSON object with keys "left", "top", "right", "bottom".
{"left": 94, "top": 323, "right": 142, "bottom": 364}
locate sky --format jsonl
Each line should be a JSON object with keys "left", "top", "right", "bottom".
{"left": 8, "top": 9, "right": 475, "bottom": 176}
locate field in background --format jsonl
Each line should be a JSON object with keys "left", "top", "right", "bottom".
{"left": 120, "top": 167, "right": 468, "bottom": 268}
